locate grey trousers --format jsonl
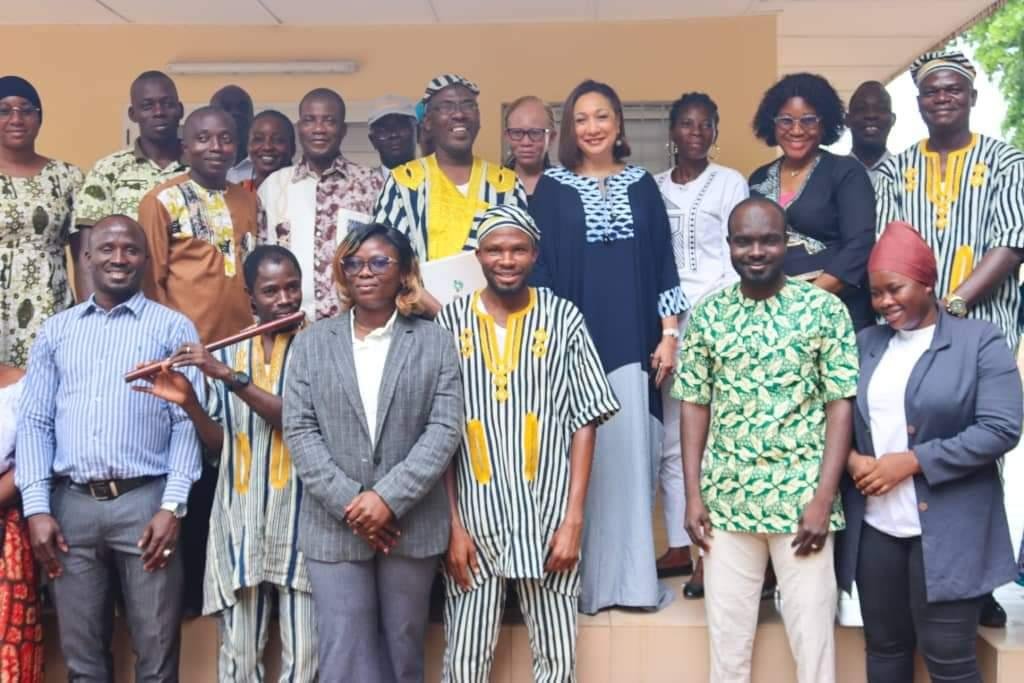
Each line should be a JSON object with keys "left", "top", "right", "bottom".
{"left": 50, "top": 478, "right": 183, "bottom": 683}
{"left": 307, "top": 553, "right": 440, "bottom": 683}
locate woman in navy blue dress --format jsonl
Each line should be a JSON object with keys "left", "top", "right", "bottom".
{"left": 529, "top": 80, "right": 686, "bottom": 614}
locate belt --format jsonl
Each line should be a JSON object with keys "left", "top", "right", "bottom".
{"left": 62, "top": 475, "right": 160, "bottom": 501}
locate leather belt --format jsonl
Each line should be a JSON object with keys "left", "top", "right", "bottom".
{"left": 62, "top": 475, "right": 160, "bottom": 501}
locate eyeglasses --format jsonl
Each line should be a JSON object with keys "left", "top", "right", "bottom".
{"left": 506, "top": 127, "right": 550, "bottom": 142}
{"left": 430, "top": 100, "right": 479, "bottom": 116}
{"left": 773, "top": 115, "right": 821, "bottom": 131}
{"left": 341, "top": 256, "right": 398, "bottom": 276}
{"left": 0, "top": 105, "right": 40, "bottom": 120}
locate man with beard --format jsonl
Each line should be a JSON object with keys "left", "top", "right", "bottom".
{"left": 17, "top": 215, "right": 202, "bottom": 682}
{"left": 674, "top": 197, "right": 857, "bottom": 683}
{"left": 874, "top": 49, "right": 1024, "bottom": 627}
{"left": 375, "top": 74, "right": 528, "bottom": 315}
{"left": 846, "top": 80, "right": 896, "bottom": 181}
{"left": 259, "top": 88, "right": 383, "bottom": 320}
{"left": 73, "top": 71, "right": 188, "bottom": 299}
{"left": 139, "top": 246, "right": 317, "bottom": 682}
{"left": 436, "top": 205, "right": 619, "bottom": 682}
{"left": 368, "top": 95, "right": 418, "bottom": 172}
{"left": 211, "top": 85, "right": 255, "bottom": 184}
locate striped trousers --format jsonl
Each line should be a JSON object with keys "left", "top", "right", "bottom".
{"left": 442, "top": 575, "right": 578, "bottom": 683}
{"left": 217, "top": 583, "right": 318, "bottom": 683}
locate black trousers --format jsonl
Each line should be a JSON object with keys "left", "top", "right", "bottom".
{"left": 857, "top": 523, "right": 983, "bottom": 682}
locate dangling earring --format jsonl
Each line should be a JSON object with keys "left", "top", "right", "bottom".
{"left": 667, "top": 141, "right": 678, "bottom": 156}
{"left": 615, "top": 138, "right": 623, "bottom": 148}
{"left": 709, "top": 143, "right": 720, "bottom": 160}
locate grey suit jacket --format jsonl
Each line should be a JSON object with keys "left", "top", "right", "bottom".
{"left": 283, "top": 312, "right": 464, "bottom": 563}
{"left": 837, "top": 310, "right": 1022, "bottom": 602}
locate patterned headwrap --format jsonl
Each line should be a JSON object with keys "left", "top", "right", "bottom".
{"left": 477, "top": 205, "right": 541, "bottom": 245}
{"left": 422, "top": 73, "right": 480, "bottom": 103}
{"left": 868, "top": 221, "right": 937, "bottom": 288}
{"left": 0, "top": 75, "right": 42, "bottom": 121}
{"left": 910, "top": 50, "right": 977, "bottom": 86}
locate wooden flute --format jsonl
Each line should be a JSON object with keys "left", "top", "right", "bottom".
{"left": 123, "top": 310, "right": 306, "bottom": 383}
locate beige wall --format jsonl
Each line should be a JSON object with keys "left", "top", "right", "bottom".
{"left": 1, "top": 17, "right": 777, "bottom": 175}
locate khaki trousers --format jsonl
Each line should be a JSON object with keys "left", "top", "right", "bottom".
{"left": 704, "top": 529, "right": 837, "bottom": 683}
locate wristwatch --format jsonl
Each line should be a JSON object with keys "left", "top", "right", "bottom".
{"left": 160, "top": 502, "right": 188, "bottom": 519}
{"left": 945, "top": 294, "right": 968, "bottom": 318}
{"left": 227, "top": 370, "right": 251, "bottom": 392}
{"left": 662, "top": 328, "right": 680, "bottom": 338}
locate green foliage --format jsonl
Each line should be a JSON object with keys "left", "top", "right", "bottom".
{"left": 967, "top": 0, "right": 1024, "bottom": 148}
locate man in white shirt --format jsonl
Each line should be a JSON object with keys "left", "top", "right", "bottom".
{"left": 846, "top": 81, "right": 895, "bottom": 181}
{"left": 259, "top": 88, "right": 384, "bottom": 320}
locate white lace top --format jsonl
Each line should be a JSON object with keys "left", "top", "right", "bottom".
{"left": 0, "top": 379, "right": 23, "bottom": 476}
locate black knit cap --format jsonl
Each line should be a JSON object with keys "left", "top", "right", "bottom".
{"left": 0, "top": 75, "right": 42, "bottom": 121}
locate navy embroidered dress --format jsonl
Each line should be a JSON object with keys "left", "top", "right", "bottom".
{"left": 529, "top": 164, "right": 686, "bottom": 614}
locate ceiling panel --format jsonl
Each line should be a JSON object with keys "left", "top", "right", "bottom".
{"left": 595, "top": 0, "right": 754, "bottom": 21}
{"left": 101, "top": 0, "right": 277, "bottom": 24}
{"left": 259, "top": 0, "right": 437, "bottom": 24}
{"left": 432, "top": 0, "right": 591, "bottom": 24}
{"left": 776, "top": 1, "right": 994, "bottom": 37}
{"left": 2, "top": 0, "right": 124, "bottom": 24}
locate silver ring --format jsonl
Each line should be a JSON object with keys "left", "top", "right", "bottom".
{"left": 185, "top": 345, "right": 191, "bottom": 354}
{"left": 162, "top": 548, "right": 173, "bottom": 558}
{"left": 810, "top": 544, "right": 821, "bottom": 550}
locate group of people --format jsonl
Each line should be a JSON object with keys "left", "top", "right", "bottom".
{"left": 0, "top": 44, "right": 1020, "bottom": 683}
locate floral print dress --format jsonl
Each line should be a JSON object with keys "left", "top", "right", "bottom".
{"left": 0, "top": 160, "right": 83, "bottom": 367}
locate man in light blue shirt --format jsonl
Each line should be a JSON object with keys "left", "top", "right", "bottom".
{"left": 17, "top": 215, "right": 203, "bottom": 683}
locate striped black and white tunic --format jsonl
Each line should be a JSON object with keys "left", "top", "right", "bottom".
{"left": 202, "top": 333, "right": 310, "bottom": 615}
{"left": 875, "top": 134, "right": 1024, "bottom": 351}
{"left": 436, "top": 288, "right": 620, "bottom": 587}
{"left": 372, "top": 154, "right": 528, "bottom": 262}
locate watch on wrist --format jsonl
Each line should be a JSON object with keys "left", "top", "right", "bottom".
{"left": 946, "top": 294, "right": 968, "bottom": 318}
{"left": 662, "top": 328, "right": 680, "bottom": 339}
{"left": 160, "top": 502, "right": 188, "bottom": 519}
{"left": 227, "top": 370, "right": 251, "bottom": 392}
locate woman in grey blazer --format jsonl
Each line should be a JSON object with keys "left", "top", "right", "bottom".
{"left": 837, "top": 221, "right": 1022, "bottom": 683}
{"left": 284, "top": 224, "right": 464, "bottom": 683}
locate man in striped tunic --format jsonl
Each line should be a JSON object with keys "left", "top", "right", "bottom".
{"left": 374, "top": 74, "right": 528, "bottom": 316}
{"left": 875, "top": 50, "right": 1024, "bottom": 354}
{"left": 437, "top": 206, "right": 620, "bottom": 682}
{"left": 142, "top": 246, "right": 316, "bottom": 681}
{"left": 875, "top": 50, "right": 1024, "bottom": 626}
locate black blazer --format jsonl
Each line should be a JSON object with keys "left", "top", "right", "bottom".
{"left": 749, "top": 150, "right": 876, "bottom": 330}
{"left": 837, "top": 311, "right": 1022, "bottom": 602}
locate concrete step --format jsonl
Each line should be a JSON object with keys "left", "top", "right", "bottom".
{"left": 42, "top": 583, "right": 1024, "bottom": 681}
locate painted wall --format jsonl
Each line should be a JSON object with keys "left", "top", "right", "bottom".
{"left": 0, "top": 17, "right": 777, "bottom": 175}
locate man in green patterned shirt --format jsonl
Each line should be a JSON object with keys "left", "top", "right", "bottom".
{"left": 672, "top": 197, "right": 857, "bottom": 683}
{"left": 71, "top": 70, "right": 187, "bottom": 300}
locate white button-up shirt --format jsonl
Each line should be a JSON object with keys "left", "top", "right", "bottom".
{"left": 351, "top": 310, "right": 398, "bottom": 445}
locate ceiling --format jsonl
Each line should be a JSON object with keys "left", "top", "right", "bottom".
{"left": 4, "top": 1, "right": 1004, "bottom": 94}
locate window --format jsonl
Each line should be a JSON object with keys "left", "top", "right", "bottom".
{"left": 501, "top": 101, "right": 674, "bottom": 173}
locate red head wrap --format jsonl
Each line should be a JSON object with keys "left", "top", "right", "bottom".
{"left": 867, "top": 221, "right": 937, "bottom": 288}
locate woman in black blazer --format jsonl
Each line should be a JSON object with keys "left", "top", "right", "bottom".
{"left": 838, "top": 221, "right": 1022, "bottom": 683}
{"left": 749, "top": 73, "right": 876, "bottom": 330}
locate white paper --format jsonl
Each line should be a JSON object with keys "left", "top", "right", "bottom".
{"left": 336, "top": 208, "right": 374, "bottom": 237}
{"left": 420, "top": 251, "right": 486, "bottom": 305}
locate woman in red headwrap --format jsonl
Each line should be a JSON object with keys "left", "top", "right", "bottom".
{"left": 836, "top": 221, "right": 1023, "bottom": 682}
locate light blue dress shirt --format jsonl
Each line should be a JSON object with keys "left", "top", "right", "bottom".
{"left": 16, "top": 292, "right": 204, "bottom": 516}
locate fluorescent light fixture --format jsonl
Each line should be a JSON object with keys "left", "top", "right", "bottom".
{"left": 167, "top": 61, "right": 359, "bottom": 75}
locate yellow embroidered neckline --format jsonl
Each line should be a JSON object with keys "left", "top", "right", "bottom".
{"left": 921, "top": 134, "right": 977, "bottom": 230}
{"left": 471, "top": 288, "right": 536, "bottom": 402}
